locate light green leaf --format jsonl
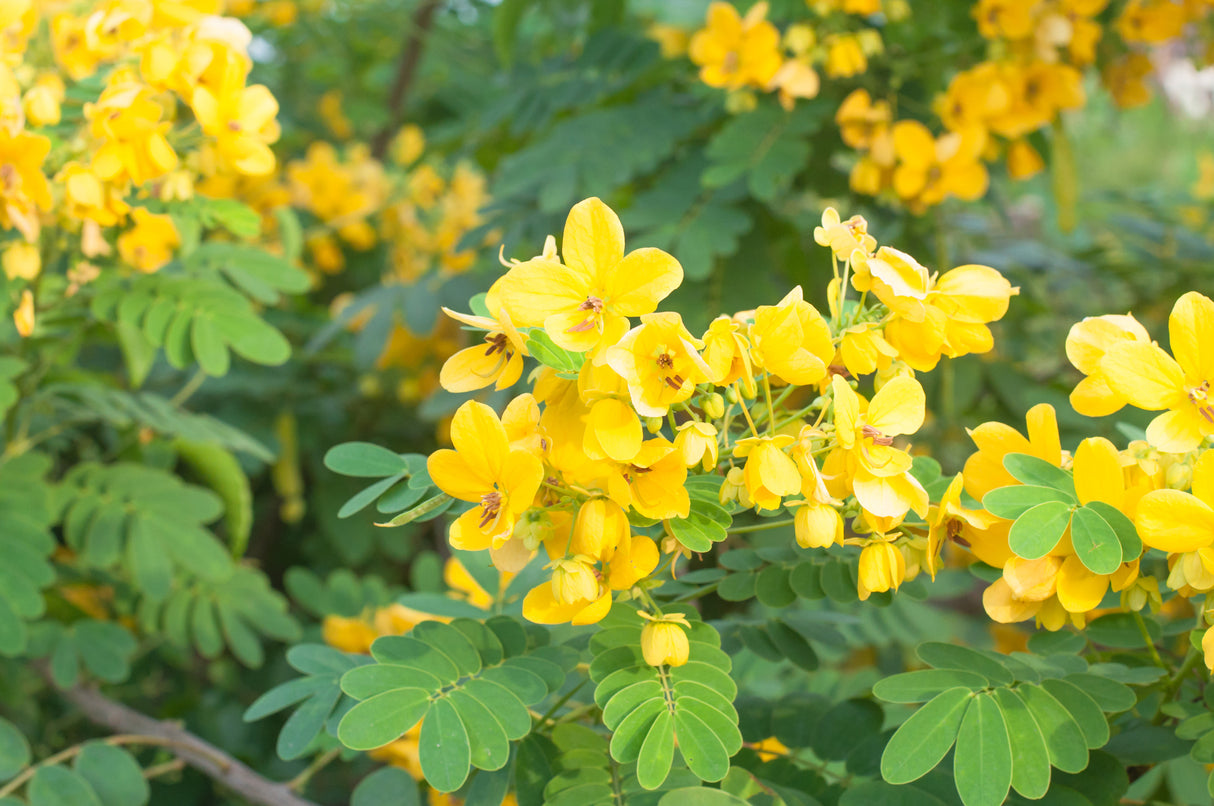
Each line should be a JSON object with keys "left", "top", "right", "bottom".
{"left": 74, "top": 743, "right": 149, "bottom": 806}
{"left": 881, "top": 687, "right": 972, "bottom": 785}
{"left": 916, "top": 643, "right": 1014, "bottom": 685}
{"left": 1008, "top": 501, "right": 1073, "bottom": 560}
{"left": 0, "top": 716, "right": 30, "bottom": 782}
{"left": 1041, "top": 679, "right": 1109, "bottom": 749}
{"left": 636, "top": 710, "right": 675, "bottom": 791}
{"left": 418, "top": 698, "right": 470, "bottom": 792}
{"left": 982, "top": 485, "right": 1075, "bottom": 520}
{"left": 674, "top": 708, "right": 730, "bottom": 782}
{"left": 873, "top": 669, "right": 990, "bottom": 703}
{"left": 447, "top": 690, "right": 509, "bottom": 771}
{"left": 27, "top": 766, "right": 102, "bottom": 806}
{"left": 991, "top": 688, "right": 1051, "bottom": 800}
{"left": 1016, "top": 685, "right": 1088, "bottom": 773}
{"left": 351, "top": 767, "right": 420, "bottom": 806}
{"left": 324, "top": 443, "right": 412, "bottom": 478}
{"left": 954, "top": 692, "right": 1011, "bottom": 806}
{"left": 1002, "top": 454, "right": 1076, "bottom": 496}
{"left": 1063, "top": 674, "right": 1136, "bottom": 713}
{"left": 1083, "top": 501, "right": 1143, "bottom": 560}
{"left": 1070, "top": 506, "right": 1123, "bottom": 574}
{"left": 338, "top": 688, "right": 431, "bottom": 751}
{"left": 190, "top": 315, "right": 229, "bottom": 376}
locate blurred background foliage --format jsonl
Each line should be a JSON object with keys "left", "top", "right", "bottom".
{"left": 4, "top": 0, "right": 1214, "bottom": 803}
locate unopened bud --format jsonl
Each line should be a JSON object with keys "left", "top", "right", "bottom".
{"left": 702, "top": 392, "right": 725, "bottom": 420}
{"left": 1166, "top": 462, "right": 1193, "bottom": 490}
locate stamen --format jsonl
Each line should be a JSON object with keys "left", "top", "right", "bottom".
{"left": 565, "top": 296, "right": 605, "bottom": 333}
{"left": 478, "top": 491, "right": 503, "bottom": 530}
{"left": 664, "top": 374, "right": 684, "bottom": 391}
{"left": 861, "top": 424, "right": 894, "bottom": 447}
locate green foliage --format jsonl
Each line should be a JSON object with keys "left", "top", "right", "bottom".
{"left": 0, "top": 454, "right": 56, "bottom": 658}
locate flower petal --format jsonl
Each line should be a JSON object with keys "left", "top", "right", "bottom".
{"left": 1056, "top": 555, "right": 1108, "bottom": 613}
{"left": 1145, "top": 409, "right": 1207, "bottom": 454}
{"left": 1073, "top": 436, "right": 1124, "bottom": 508}
{"left": 1136, "top": 489, "right": 1214, "bottom": 553}
{"left": 1100, "top": 341, "right": 1187, "bottom": 411}
{"left": 1168, "top": 291, "right": 1214, "bottom": 382}
{"left": 562, "top": 197, "right": 625, "bottom": 287}
{"left": 427, "top": 449, "right": 489, "bottom": 501}
{"left": 866, "top": 375, "right": 926, "bottom": 436}
{"left": 605, "top": 247, "right": 683, "bottom": 316}
{"left": 449, "top": 401, "right": 509, "bottom": 481}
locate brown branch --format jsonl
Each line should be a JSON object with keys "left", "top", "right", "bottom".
{"left": 371, "top": 0, "right": 442, "bottom": 159}
{"left": 50, "top": 681, "right": 321, "bottom": 806}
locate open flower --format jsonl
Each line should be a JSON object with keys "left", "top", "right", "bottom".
{"left": 1098, "top": 292, "right": 1214, "bottom": 452}
{"left": 495, "top": 197, "right": 683, "bottom": 357}
{"left": 689, "top": 1, "right": 782, "bottom": 90}
{"left": 749, "top": 286, "right": 834, "bottom": 386}
{"left": 427, "top": 401, "right": 544, "bottom": 551}
{"left": 437, "top": 306, "right": 528, "bottom": 393}
{"left": 605, "top": 312, "right": 711, "bottom": 417}
{"left": 1136, "top": 450, "right": 1214, "bottom": 554}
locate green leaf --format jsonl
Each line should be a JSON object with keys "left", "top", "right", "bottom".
{"left": 1061, "top": 674, "right": 1135, "bottom": 713}
{"left": 1083, "top": 501, "right": 1142, "bottom": 560}
{"left": 637, "top": 710, "right": 675, "bottom": 790}
{"left": 610, "top": 697, "right": 666, "bottom": 763}
{"left": 674, "top": 708, "right": 730, "bottom": 782}
{"left": 763, "top": 620, "right": 818, "bottom": 671}
{"left": 916, "top": 643, "right": 1014, "bottom": 685}
{"left": 982, "top": 485, "right": 1075, "bottom": 520}
{"left": 1007, "top": 501, "right": 1074, "bottom": 560}
{"left": 657, "top": 789, "right": 750, "bottom": 806}
{"left": 839, "top": 782, "right": 947, "bottom": 806}
{"left": 1016, "top": 685, "right": 1088, "bottom": 773}
{"left": 991, "top": 688, "right": 1051, "bottom": 800}
{"left": 126, "top": 518, "right": 171, "bottom": 601}
{"left": 211, "top": 312, "right": 291, "bottom": 366}
{"left": 1087, "top": 613, "right": 1161, "bottom": 648}
{"left": 324, "top": 443, "right": 412, "bottom": 477}
{"left": 1069, "top": 506, "right": 1123, "bottom": 574}
{"left": 27, "top": 766, "right": 101, "bottom": 806}
{"left": 1002, "top": 454, "right": 1076, "bottom": 496}
{"left": 603, "top": 681, "right": 663, "bottom": 730}
{"left": 419, "top": 698, "right": 471, "bottom": 792}
{"left": 873, "top": 669, "right": 990, "bottom": 703}
{"left": 244, "top": 676, "right": 334, "bottom": 721}
{"left": 74, "top": 744, "right": 149, "bottom": 806}
{"left": 0, "top": 717, "right": 30, "bottom": 782}
{"left": 667, "top": 497, "right": 731, "bottom": 553}
{"left": 881, "top": 688, "right": 972, "bottom": 785}
{"left": 191, "top": 315, "right": 230, "bottom": 376}
{"left": 73, "top": 620, "right": 137, "bottom": 683}
{"left": 1040, "top": 679, "right": 1109, "bottom": 749}
{"left": 277, "top": 685, "right": 342, "bottom": 760}
{"left": 755, "top": 565, "right": 796, "bottom": 608}
{"left": 448, "top": 689, "right": 510, "bottom": 771}
{"left": 337, "top": 688, "right": 431, "bottom": 751}
{"left": 351, "top": 767, "right": 420, "bottom": 806}
{"left": 524, "top": 328, "right": 584, "bottom": 376}
{"left": 954, "top": 693, "right": 1011, "bottom": 806}
{"left": 0, "top": 596, "right": 26, "bottom": 657}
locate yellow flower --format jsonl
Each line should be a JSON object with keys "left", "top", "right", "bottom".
{"left": 857, "top": 541, "right": 905, "bottom": 600}
{"left": 0, "top": 129, "right": 52, "bottom": 242}
{"left": 639, "top": 612, "right": 691, "bottom": 667}
{"left": 578, "top": 360, "right": 643, "bottom": 463}
{"left": 23, "top": 85, "right": 60, "bottom": 127}
{"left": 1136, "top": 450, "right": 1214, "bottom": 554}
{"left": 3, "top": 242, "right": 40, "bottom": 281}
{"left": 624, "top": 438, "right": 690, "bottom": 520}
{"left": 86, "top": 74, "right": 178, "bottom": 188}
{"left": 59, "top": 162, "right": 130, "bottom": 227}
{"left": 437, "top": 306, "right": 528, "bottom": 394}
{"left": 836, "top": 89, "right": 892, "bottom": 151}
{"left": 733, "top": 435, "right": 800, "bottom": 511}
{"left": 701, "top": 315, "right": 755, "bottom": 395}
{"left": 605, "top": 534, "right": 660, "bottom": 591}
{"left": 392, "top": 124, "right": 425, "bottom": 166}
{"left": 523, "top": 556, "right": 611, "bottom": 626}
{"left": 1065, "top": 314, "right": 1151, "bottom": 417}
{"left": 1203, "top": 625, "right": 1214, "bottom": 673}
{"left": 850, "top": 246, "right": 931, "bottom": 321}
{"left": 891, "top": 120, "right": 989, "bottom": 210}
{"left": 749, "top": 286, "right": 834, "bottom": 386}
{"left": 427, "top": 401, "right": 544, "bottom": 551}
{"left": 444, "top": 557, "right": 494, "bottom": 610}
{"left": 496, "top": 197, "right": 683, "bottom": 357}
{"left": 1117, "top": 0, "right": 1187, "bottom": 43}
{"left": 768, "top": 58, "right": 820, "bottom": 110}
{"left": 605, "top": 312, "right": 711, "bottom": 417}
{"left": 321, "top": 614, "right": 379, "bottom": 654}
{"left": 1098, "top": 292, "right": 1214, "bottom": 452}
{"left": 674, "top": 421, "right": 719, "bottom": 471}
{"left": 191, "top": 82, "right": 281, "bottom": 176}
{"left": 824, "top": 34, "right": 867, "bottom": 78}
{"left": 838, "top": 323, "right": 898, "bottom": 377}
{"left": 118, "top": 208, "right": 180, "bottom": 273}
{"left": 831, "top": 374, "right": 924, "bottom": 478}
{"left": 1006, "top": 139, "right": 1043, "bottom": 180}
{"left": 1102, "top": 54, "right": 1153, "bottom": 109}
{"left": 689, "top": 1, "right": 783, "bottom": 90}
{"left": 13, "top": 289, "right": 34, "bottom": 337}
{"left": 813, "top": 207, "right": 876, "bottom": 261}
{"left": 963, "top": 403, "right": 1061, "bottom": 501}
{"left": 569, "top": 498, "right": 630, "bottom": 561}
{"left": 926, "top": 474, "right": 997, "bottom": 578}
{"left": 974, "top": 0, "right": 1041, "bottom": 39}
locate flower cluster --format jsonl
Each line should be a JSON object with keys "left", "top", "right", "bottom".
{"left": 2, "top": 0, "right": 281, "bottom": 335}
{"left": 422, "top": 197, "right": 1018, "bottom": 654}
{"left": 683, "top": 0, "right": 1214, "bottom": 210}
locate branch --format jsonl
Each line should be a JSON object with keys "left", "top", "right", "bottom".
{"left": 371, "top": 0, "right": 442, "bottom": 158}
{"left": 50, "top": 680, "right": 321, "bottom": 806}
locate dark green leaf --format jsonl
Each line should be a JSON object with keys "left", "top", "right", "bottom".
{"left": 74, "top": 744, "right": 149, "bottom": 806}
{"left": 338, "top": 688, "right": 431, "bottom": 751}
{"left": 873, "top": 669, "right": 990, "bottom": 703}
{"left": 881, "top": 688, "right": 972, "bottom": 785}
{"left": 954, "top": 693, "right": 1011, "bottom": 806}
{"left": 419, "top": 698, "right": 471, "bottom": 792}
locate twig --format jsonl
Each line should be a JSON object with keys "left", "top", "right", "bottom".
{"left": 287, "top": 747, "right": 341, "bottom": 793}
{"left": 47, "top": 679, "right": 320, "bottom": 806}
{"left": 371, "top": 0, "right": 442, "bottom": 158}
{"left": 143, "top": 759, "right": 186, "bottom": 780}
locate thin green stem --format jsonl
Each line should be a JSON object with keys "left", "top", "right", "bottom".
{"left": 535, "top": 678, "right": 589, "bottom": 727}
{"left": 728, "top": 518, "right": 795, "bottom": 535}
{"left": 1133, "top": 611, "right": 1166, "bottom": 669}
{"left": 287, "top": 747, "right": 340, "bottom": 793}
{"left": 1162, "top": 649, "right": 1203, "bottom": 703}
{"left": 169, "top": 368, "right": 207, "bottom": 407}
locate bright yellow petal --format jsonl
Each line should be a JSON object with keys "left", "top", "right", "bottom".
{"left": 1194, "top": 450, "right": 1214, "bottom": 509}
{"left": 853, "top": 468, "right": 928, "bottom": 518}
{"left": 496, "top": 260, "right": 590, "bottom": 328}
{"left": 502, "top": 448, "right": 544, "bottom": 512}
{"left": 571, "top": 590, "right": 613, "bottom": 626}
{"left": 1069, "top": 374, "right": 1124, "bottom": 418}
{"left": 1145, "top": 409, "right": 1207, "bottom": 454}
{"left": 604, "top": 248, "right": 683, "bottom": 316}
{"left": 449, "top": 508, "right": 496, "bottom": 551}
{"left": 1072, "top": 436, "right": 1124, "bottom": 508}
{"left": 1136, "top": 489, "right": 1214, "bottom": 553}
{"left": 427, "top": 449, "right": 490, "bottom": 501}
{"left": 585, "top": 398, "right": 642, "bottom": 462}
{"left": 1169, "top": 291, "right": 1214, "bottom": 381}
{"left": 983, "top": 578, "right": 1041, "bottom": 623}
{"left": 522, "top": 583, "right": 584, "bottom": 625}
{"left": 1056, "top": 555, "right": 1108, "bottom": 613}
{"left": 1025, "top": 403, "right": 1061, "bottom": 466}
{"left": 932, "top": 264, "right": 1017, "bottom": 324}
{"left": 756, "top": 445, "right": 801, "bottom": 498}
{"left": 866, "top": 375, "right": 926, "bottom": 436}
{"left": 831, "top": 375, "right": 860, "bottom": 449}
{"left": 439, "top": 345, "right": 507, "bottom": 393}
{"left": 1099, "top": 341, "right": 1187, "bottom": 411}
{"left": 449, "top": 401, "right": 509, "bottom": 480}
{"left": 562, "top": 197, "right": 625, "bottom": 287}
{"left": 607, "top": 535, "right": 659, "bottom": 590}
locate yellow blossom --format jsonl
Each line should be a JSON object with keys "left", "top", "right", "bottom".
{"left": 825, "top": 34, "right": 867, "bottom": 78}
{"left": 118, "top": 208, "right": 180, "bottom": 273}
{"left": 3, "top": 242, "right": 40, "bottom": 281}
{"left": 689, "top": 2, "right": 783, "bottom": 90}
{"left": 857, "top": 541, "right": 905, "bottom": 600}
{"left": 674, "top": 421, "right": 719, "bottom": 471}
{"left": 1097, "top": 292, "right": 1214, "bottom": 452}
{"left": 427, "top": 401, "right": 544, "bottom": 551}
{"left": 733, "top": 435, "right": 800, "bottom": 511}
{"left": 1065, "top": 313, "right": 1152, "bottom": 417}
{"left": 813, "top": 207, "right": 876, "bottom": 261}
{"left": 86, "top": 73, "right": 177, "bottom": 187}
{"left": 749, "top": 286, "right": 834, "bottom": 386}
{"left": 192, "top": 82, "right": 280, "bottom": 176}
{"left": 13, "top": 289, "right": 33, "bottom": 337}
{"left": 605, "top": 312, "right": 712, "bottom": 417}
{"left": 496, "top": 197, "right": 683, "bottom": 357}
{"left": 0, "top": 129, "right": 52, "bottom": 242}
{"left": 639, "top": 612, "right": 691, "bottom": 667}
{"left": 437, "top": 306, "right": 529, "bottom": 393}
{"left": 1136, "top": 451, "right": 1214, "bottom": 554}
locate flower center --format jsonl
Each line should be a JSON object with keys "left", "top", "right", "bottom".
{"left": 861, "top": 424, "right": 894, "bottom": 446}
{"left": 566, "top": 296, "right": 604, "bottom": 333}
{"left": 483, "top": 332, "right": 509, "bottom": 356}
{"left": 1189, "top": 380, "right": 1214, "bottom": 424}
{"left": 479, "top": 491, "right": 503, "bottom": 529}
{"left": 654, "top": 350, "right": 685, "bottom": 390}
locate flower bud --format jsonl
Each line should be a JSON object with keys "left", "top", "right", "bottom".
{"left": 13, "top": 290, "right": 34, "bottom": 337}
{"left": 794, "top": 502, "right": 842, "bottom": 549}
{"left": 550, "top": 557, "right": 599, "bottom": 604}
{"left": 1120, "top": 575, "right": 1161, "bottom": 613}
{"left": 702, "top": 392, "right": 725, "bottom": 420}
{"left": 640, "top": 616, "right": 690, "bottom": 667}
{"left": 23, "top": 85, "right": 60, "bottom": 126}
{"left": 1166, "top": 461, "right": 1192, "bottom": 491}
{"left": 857, "top": 542, "right": 905, "bottom": 600}
{"left": 645, "top": 416, "right": 664, "bottom": 435}
{"left": 724, "top": 385, "right": 739, "bottom": 404}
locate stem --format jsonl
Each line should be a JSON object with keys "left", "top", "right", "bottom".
{"left": 728, "top": 517, "right": 795, "bottom": 535}
{"left": 535, "top": 678, "right": 589, "bottom": 727}
{"left": 372, "top": 0, "right": 442, "bottom": 158}
{"left": 169, "top": 369, "right": 207, "bottom": 408}
{"left": 287, "top": 747, "right": 341, "bottom": 793}
{"left": 1133, "top": 611, "right": 1166, "bottom": 669}
{"left": 762, "top": 375, "right": 775, "bottom": 435}
{"left": 143, "top": 759, "right": 186, "bottom": 780}
{"left": 733, "top": 384, "right": 760, "bottom": 439}
{"left": 1162, "top": 649, "right": 1204, "bottom": 703}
